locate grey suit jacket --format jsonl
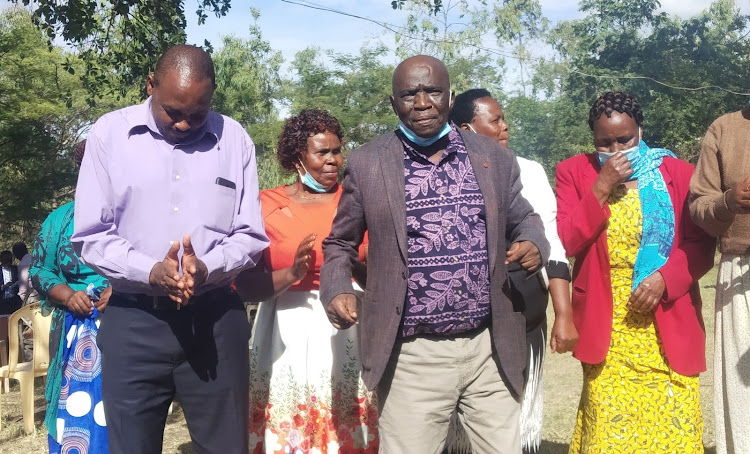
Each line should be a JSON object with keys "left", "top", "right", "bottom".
{"left": 320, "top": 129, "right": 550, "bottom": 396}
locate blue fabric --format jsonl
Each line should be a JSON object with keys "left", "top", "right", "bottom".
{"left": 47, "top": 298, "right": 107, "bottom": 453}
{"left": 630, "top": 140, "right": 677, "bottom": 290}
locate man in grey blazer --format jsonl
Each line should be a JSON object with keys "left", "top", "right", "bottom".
{"left": 320, "top": 55, "right": 549, "bottom": 453}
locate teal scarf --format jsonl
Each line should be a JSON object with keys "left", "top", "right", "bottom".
{"left": 629, "top": 140, "right": 676, "bottom": 290}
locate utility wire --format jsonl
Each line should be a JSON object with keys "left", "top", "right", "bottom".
{"left": 280, "top": 0, "right": 750, "bottom": 97}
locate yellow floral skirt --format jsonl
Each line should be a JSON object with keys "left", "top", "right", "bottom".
{"left": 569, "top": 189, "right": 702, "bottom": 453}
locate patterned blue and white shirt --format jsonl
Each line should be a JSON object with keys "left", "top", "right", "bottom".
{"left": 400, "top": 125, "right": 491, "bottom": 337}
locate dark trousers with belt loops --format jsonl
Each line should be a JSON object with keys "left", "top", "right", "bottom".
{"left": 98, "top": 289, "right": 250, "bottom": 454}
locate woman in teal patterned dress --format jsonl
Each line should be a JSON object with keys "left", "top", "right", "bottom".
{"left": 30, "top": 140, "right": 111, "bottom": 453}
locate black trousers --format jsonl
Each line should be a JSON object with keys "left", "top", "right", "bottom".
{"left": 98, "top": 291, "right": 251, "bottom": 454}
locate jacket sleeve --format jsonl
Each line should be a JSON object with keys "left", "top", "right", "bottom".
{"left": 660, "top": 164, "right": 715, "bottom": 302}
{"left": 320, "top": 152, "right": 367, "bottom": 305}
{"left": 506, "top": 156, "right": 550, "bottom": 263}
{"left": 555, "top": 158, "right": 610, "bottom": 258}
{"left": 688, "top": 121, "right": 736, "bottom": 237}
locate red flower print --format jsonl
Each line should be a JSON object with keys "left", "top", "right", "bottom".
{"left": 294, "top": 413, "right": 305, "bottom": 427}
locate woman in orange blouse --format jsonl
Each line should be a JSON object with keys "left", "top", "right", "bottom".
{"left": 235, "top": 109, "right": 376, "bottom": 454}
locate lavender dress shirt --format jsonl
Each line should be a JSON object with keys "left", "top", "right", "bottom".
{"left": 71, "top": 98, "right": 269, "bottom": 296}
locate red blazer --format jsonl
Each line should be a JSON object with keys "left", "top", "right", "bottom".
{"left": 556, "top": 153, "right": 715, "bottom": 376}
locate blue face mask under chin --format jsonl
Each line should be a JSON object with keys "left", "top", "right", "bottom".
{"left": 297, "top": 162, "right": 331, "bottom": 193}
{"left": 398, "top": 121, "right": 452, "bottom": 147}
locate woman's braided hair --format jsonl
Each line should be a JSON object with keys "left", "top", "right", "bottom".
{"left": 588, "top": 92, "right": 643, "bottom": 131}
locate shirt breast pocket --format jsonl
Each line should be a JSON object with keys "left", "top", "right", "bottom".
{"left": 204, "top": 185, "right": 237, "bottom": 234}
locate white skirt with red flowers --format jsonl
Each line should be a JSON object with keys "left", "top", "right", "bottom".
{"left": 249, "top": 289, "right": 379, "bottom": 454}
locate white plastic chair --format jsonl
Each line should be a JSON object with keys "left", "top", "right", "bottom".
{"left": 0, "top": 302, "right": 51, "bottom": 433}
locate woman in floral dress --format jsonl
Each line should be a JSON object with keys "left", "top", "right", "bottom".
{"left": 235, "top": 109, "right": 377, "bottom": 454}
{"left": 556, "top": 92, "right": 714, "bottom": 453}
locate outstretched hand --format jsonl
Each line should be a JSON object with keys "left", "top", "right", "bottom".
{"left": 181, "top": 234, "right": 208, "bottom": 301}
{"left": 288, "top": 233, "right": 316, "bottom": 283}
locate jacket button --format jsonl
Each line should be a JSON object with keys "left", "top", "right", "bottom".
{"left": 396, "top": 306, "right": 401, "bottom": 315}
{"left": 401, "top": 270, "right": 407, "bottom": 279}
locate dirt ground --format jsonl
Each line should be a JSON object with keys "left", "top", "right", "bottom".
{"left": 0, "top": 266, "right": 720, "bottom": 453}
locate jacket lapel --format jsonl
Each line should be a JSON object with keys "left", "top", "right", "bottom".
{"left": 462, "top": 131, "right": 500, "bottom": 274}
{"left": 378, "top": 133, "right": 408, "bottom": 262}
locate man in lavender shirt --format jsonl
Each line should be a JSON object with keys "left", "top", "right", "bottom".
{"left": 72, "top": 45, "right": 268, "bottom": 454}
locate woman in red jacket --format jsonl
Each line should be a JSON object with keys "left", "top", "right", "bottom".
{"left": 556, "top": 92, "right": 714, "bottom": 453}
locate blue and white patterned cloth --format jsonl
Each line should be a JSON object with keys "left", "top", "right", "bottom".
{"left": 47, "top": 286, "right": 107, "bottom": 454}
{"left": 630, "top": 140, "right": 677, "bottom": 290}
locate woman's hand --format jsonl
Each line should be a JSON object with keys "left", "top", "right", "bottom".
{"left": 593, "top": 153, "right": 633, "bottom": 204}
{"left": 628, "top": 271, "right": 666, "bottom": 314}
{"left": 95, "top": 286, "right": 112, "bottom": 312}
{"left": 287, "top": 233, "right": 316, "bottom": 283}
{"left": 550, "top": 314, "right": 579, "bottom": 353}
{"left": 65, "top": 290, "right": 93, "bottom": 316}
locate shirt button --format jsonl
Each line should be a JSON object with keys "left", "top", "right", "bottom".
{"left": 173, "top": 206, "right": 179, "bottom": 212}
{"left": 401, "top": 270, "right": 407, "bottom": 279}
{"left": 396, "top": 306, "right": 401, "bottom": 315}
{"left": 175, "top": 175, "right": 181, "bottom": 180}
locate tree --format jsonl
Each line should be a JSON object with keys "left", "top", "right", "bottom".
{"left": 12, "top": 0, "right": 233, "bottom": 101}
{"left": 211, "top": 9, "right": 284, "bottom": 157}
{"left": 393, "top": 0, "right": 506, "bottom": 96}
{"left": 549, "top": 0, "right": 750, "bottom": 161}
{"left": 285, "top": 45, "right": 396, "bottom": 149}
{"left": 0, "top": 8, "right": 123, "bottom": 245}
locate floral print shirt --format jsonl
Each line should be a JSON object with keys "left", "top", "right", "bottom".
{"left": 400, "top": 126, "right": 490, "bottom": 337}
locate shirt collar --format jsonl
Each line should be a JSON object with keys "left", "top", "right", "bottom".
{"left": 127, "top": 97, "right": 220, "bottom": 145}
{"left": 399, "top": 123, "right": 464, "bottom": 165}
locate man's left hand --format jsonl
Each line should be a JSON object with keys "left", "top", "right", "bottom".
{"left": 628, "top": 271, "right": 666, "bottom": 314}
{"left": 505, "top": 241, "right": 541, "bottom": 272}
{"left": 181, "top": 234, "right": 208, "bottom": 300}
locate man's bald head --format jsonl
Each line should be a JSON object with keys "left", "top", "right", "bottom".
{"left": 392, "top": 55, "right": 450, "bottom": 95}
{"left": 390, "top": 55, "right": 453, "bottom": 139}
{"left": 153, "top": 44, "right": 216, "bottom": 88}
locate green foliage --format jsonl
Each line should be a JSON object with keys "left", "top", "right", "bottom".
{"left": 12, "top": 0, "right": 232, "bottom": 100}
{"left": 550, "top": 0, "right": 750, "bottom": 162}
{"left": 0, "top": 8, "right": 123, "bottom": 245}
{"left": 211, "top": 9, "right": 284, "bottom": 157}
{"left": 285, "top": 45, "right": 397, "bottom": 149}
{"left": 393, "top": 0, "right": 506, "bottom": 95}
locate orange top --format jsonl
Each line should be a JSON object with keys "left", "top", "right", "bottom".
{"left": 261, "top": 185, "right": 366, "bottom": 291}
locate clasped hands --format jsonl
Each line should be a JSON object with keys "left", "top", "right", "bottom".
{"left": 148, "top": 234, "right": 208, "bottom": 305}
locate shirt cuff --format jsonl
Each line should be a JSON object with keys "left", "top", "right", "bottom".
{"left": 129, "top": 252, "right": 159, "bottom": 287}
{"left": 719, "top": 190, "right": 738, "bottom": 222}
{"left": 201, "top": 248, "right": 226, "bottom": 281}
{"left": 546, "top": 260, "right": 571, "bottom": 281}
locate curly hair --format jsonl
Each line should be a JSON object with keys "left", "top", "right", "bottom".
{"left": 588, "top": 91, "right": 643, "bottom": 130}
{"left": 277, "top": 109, "right": 343, "bottom": 172}
{"left": 449, "top": 88, "right": 493, "bottom": 126}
